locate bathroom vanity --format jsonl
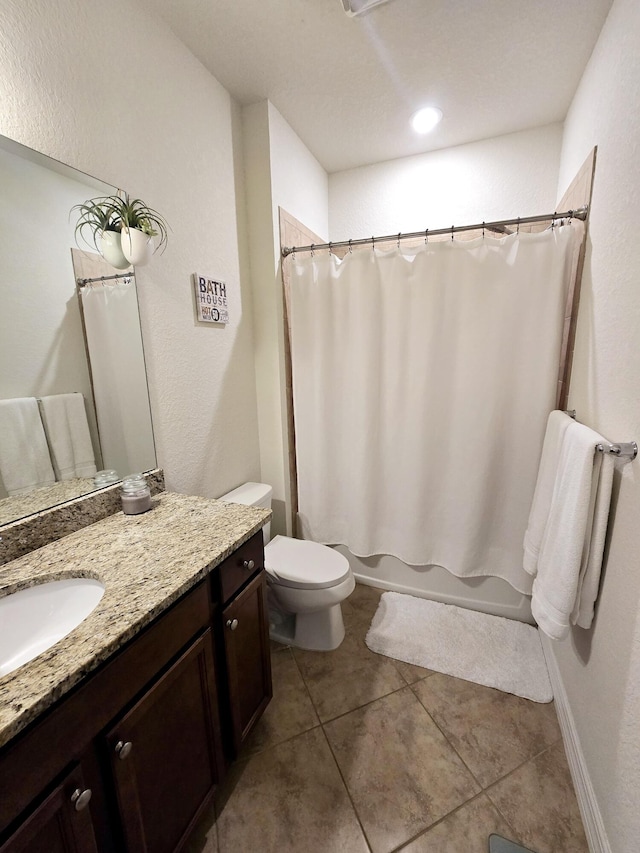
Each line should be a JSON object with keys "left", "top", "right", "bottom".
{"left": 0, "top": 493, "right": 272, "bottom": 853}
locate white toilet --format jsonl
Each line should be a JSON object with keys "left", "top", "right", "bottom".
{"left": 219, "top": 482, "right": 355, "bottom": 651}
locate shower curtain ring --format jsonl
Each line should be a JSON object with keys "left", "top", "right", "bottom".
{"left": 482, "top": 222, "right": 485, "bottom": 238}
{"left": 371, "top": 236, "right": 375, "bottom": 252}
{"left": 328, "top": 242, "right": 333, "bottom": 256}
{"left": 425, "top": 229, "right": 428, "bottom": 244}
{"left": 397, "top": 232, "right": 401, "bottom": 249}
{"left": 311, "top": 243, "right": 315, "bottom": 257}
{"left": 451, "top": 225, "right": 454, "bottom": 242}
{"left": 516, "top": 218, "right": 520, "bottom": 234}
{"left": 348, "top": 239, "right": 353, "bottom": 254}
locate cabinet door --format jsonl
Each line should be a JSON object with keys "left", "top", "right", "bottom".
{"left": 222, "top": 571, "right": 272, "bottom": 753}
{"left": 105, "top": 630, "right": 222, "bottom": 853}
{"left": 0, "top": 765, "right": 98, "bottom": 853}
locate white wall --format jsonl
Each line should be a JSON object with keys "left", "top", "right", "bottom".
{"left": 268, "top": 103, "right": 329, "bottom": 243}
{"left": 0, "top": 0, "right": 261, "bottom": 501}
{"left": 551, "top": 1, "right": 640, "bottom": 849}
{"left": 242, "top": 100, "right": 328, "bottom": 534}
{"left": 329, "top": 124, "right": 563, "bottom": 240}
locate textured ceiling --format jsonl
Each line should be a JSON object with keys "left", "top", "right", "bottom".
{"left": 146, "top": 0, "right": 613, "bottom": 173}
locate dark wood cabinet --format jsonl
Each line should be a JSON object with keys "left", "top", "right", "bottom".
{"left": 0, "top": 765, "right": 98, "bottom": 853}
{"left": 222, "top": 572, "right": 272, "bottom": 752}
{"left": 0, "top": 532, "right": 272, "bottom": 853}
{"left": 105, "top": 631, "right": 222, "bottom": 853}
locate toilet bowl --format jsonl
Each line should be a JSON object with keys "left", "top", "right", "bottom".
{"left": 219, "top": 483, "right": 354, "bottom": 651}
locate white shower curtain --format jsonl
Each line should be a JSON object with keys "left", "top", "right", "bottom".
{"left": 289, "top": 223, "right": 583, "bottom": 594}
{"left": 80, "top": 279, "right": 156, "bottom": 478}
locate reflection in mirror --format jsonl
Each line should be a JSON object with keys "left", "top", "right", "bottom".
{"left": 0, "top": 135, "right": 156, "bottom": 527}
{"left": 72, "top": 250, "right": 155, "bottom": 478}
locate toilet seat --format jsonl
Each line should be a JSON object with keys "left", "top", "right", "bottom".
{"left": 265, "top": 535, "right": 351, "bottom": 590}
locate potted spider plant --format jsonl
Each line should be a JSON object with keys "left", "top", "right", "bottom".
{"left": 72, "top": 193, "right": 169, "bottom": 268}
{"left": 72, "top": 196, "right": 130, "bottom": 269}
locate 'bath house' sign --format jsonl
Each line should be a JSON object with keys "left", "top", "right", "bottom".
{"left": 193, "top": 272, "right": 229, "bottom": 324}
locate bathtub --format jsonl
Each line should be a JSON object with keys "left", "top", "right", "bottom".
{"left": 335, "top": 546, "right": 534, "bottom": 623}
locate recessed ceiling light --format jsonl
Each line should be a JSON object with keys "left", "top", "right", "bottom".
{"left": 411, "top": 107, "right": 443, "bottom": 134}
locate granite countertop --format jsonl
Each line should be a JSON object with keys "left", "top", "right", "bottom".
{"left": 0, "top": 477, "right": 98, "bottom": 527}
{"left": 0, "top": 492, "right": 270, "bottom": 749}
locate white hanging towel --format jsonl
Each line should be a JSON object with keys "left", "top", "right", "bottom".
{"left": 38, "top": 393, "right": 97, "bottom": 480}
{"left": 523, "top": 410, "right": 574, "bottom": 575}
{"left": 0, "top": 397, "right": 55, "bottom": 495}
{"left": 524, "top": 414, "right": 615, "bottom": 639}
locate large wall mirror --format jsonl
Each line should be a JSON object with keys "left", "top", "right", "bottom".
{"left": 0, "top": 135, "right": 156, "bottom": 528}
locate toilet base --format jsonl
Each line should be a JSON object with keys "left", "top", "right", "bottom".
{"left": 268, "top": 603, "right": 346, "bottom": 651}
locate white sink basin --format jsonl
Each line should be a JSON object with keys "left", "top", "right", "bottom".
{"left": 0, "top": 578, "right": 105, "bottom": 677}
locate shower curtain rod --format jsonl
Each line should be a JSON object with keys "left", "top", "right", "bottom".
{"left": 76, "top": 271, "right": 134, "bottom": 286}
{"left": 281, "top": 206, "right": 588, "bottom": 257}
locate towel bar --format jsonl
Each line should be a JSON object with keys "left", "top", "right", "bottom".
{"left": 563, "top": 410, "right": 636, "bottom": 460}
{"left": 596, "top": 441, "right": 637, "bottom": 460}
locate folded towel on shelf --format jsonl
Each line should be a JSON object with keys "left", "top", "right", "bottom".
{"left": 38, "top": 393, "right": 97, "bottom": 480}
{"left": 523, "top": 410, "right": 574, "bottom": 576}
{"left": 0, "top": 397, "right": 56, "bottom": 495}
{"left": 525, "top": 415, "right": 615, "bottom": 640}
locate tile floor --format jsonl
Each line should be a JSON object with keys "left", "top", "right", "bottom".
{"left": 186, "top": 584, "right": 589, "bottom": 853}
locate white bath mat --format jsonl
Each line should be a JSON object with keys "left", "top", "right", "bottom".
{"left": 365, "top": 592, "right": 553, "bottom": 703}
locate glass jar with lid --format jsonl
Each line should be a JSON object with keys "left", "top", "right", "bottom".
{"left": 94, "top": 469, "right": 120, "bottom": 487}
{"left": 120, "top": 473, "right": 152, "bottom": 515}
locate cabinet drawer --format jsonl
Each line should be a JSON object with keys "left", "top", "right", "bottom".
{"left": 218, "top": 532, "right": 264, "bottom": 604}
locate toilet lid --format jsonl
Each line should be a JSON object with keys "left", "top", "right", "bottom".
{"left": 264, "top": 536, "right": 351, "bottom": 590}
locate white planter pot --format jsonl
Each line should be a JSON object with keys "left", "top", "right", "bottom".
{"left": 99, "top": 230, "right": 130, "bottom": 270}
{"left": 121, "top": 227, "right": 154, "bottom": 266}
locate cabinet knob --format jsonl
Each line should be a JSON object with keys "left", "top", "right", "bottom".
{"left": 243, "top": 559, "right": 255, "bottom": 571}
{"left": 226, "top": 618, "right": 239, "bottom": 631}
{"left": 115, "top": 740, "right": 133, "bottom": 760}
{"left": 70, "top": 788, "right": 92, "bottom": 812}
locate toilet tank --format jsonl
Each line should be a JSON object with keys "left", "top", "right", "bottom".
{"left": 218, "top": 482, "right": 273, "bottom": 544}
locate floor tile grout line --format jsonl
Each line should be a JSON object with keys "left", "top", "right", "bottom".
{"left": 315, "top": 680, "right": 416, "bottom": 726}
{"left": 482, "top": 738, "right": 566, "bottom": 841}
{"left": 230, "top": 646, "right": 322, "bottom": 760}
{"left": 387, "top": 655, "right": 436, "bottom": 687}
{"left": 290, "top": 636, "right": 414, "bottom": 725}
{"left": 289, "top": 643, "right": 324, "bottom": 725}
{"left": 407, "top": 688, "right": 566, "bottom": 846}
{"left": 409, "top": 680, "right": 565, "bottom": 793}
{"left": 231, "top": 641, "right": 376, "bottom": 851}
{"left": 318, "top": 723, "right": 374, "bottom": 853}
{"left": 240, "top": 721, "right": 324, "bottom": 760}
{"left": 319, "top": 683, "right": 484, "bottom": 853}
{"left": 408, "top": 682, "right": 486, "bottom": 793}
{"left": 386, "top": 790, "right": 495, "bottom": 853}
{"left": 290, "top": 597, "right": 382, "bottom": 851}
{"left": 483, "top": 736, "right": 564, "bottom": 798}
{"left": 249, "top": 624, "right": 413, "bottom": 754}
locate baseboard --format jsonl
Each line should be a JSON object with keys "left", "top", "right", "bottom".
{"left": 540, "top": 634, "right": 611, "bottom": 853}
